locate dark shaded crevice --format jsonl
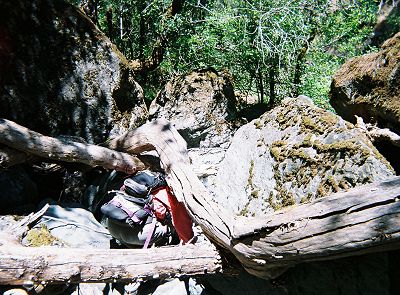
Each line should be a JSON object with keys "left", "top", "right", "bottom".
{"left": 373, "top": 140, "right": 400, "bottom": 174}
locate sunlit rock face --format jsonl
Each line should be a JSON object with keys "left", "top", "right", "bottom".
{"left": 150, "top": 69, "right": 242, "bottom": 149}
{"left": 330, "top": 32, "right": 400, "bottom": 134}
{"left": 0, "top": 0, "right": 147, "bottom": 143}
{"left": 150, "top": 69, "right": 245, "bottom": 194}
{"left": 214, "top": 96, "right": 394, "bottom": 217}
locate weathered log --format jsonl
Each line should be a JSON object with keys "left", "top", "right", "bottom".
{"left": 0, "top": 242, "right": 221, "bottom": 285}
{"left": 0, "top": 118, "right": 145, "bottom": 173}
{"left": 355, "top": 115, "right": 400, "bottom": 147}
{"left": 108, "top": 120, "right": 234, "bottom": 249}
{"left": 0, "top": 146, "right": 33, "bottom": 169}
{"left": 109, "top": 119, "right": 400, "bottom": 278}
{"left": 2, "top": 118, "right": 400, "bottom": 281}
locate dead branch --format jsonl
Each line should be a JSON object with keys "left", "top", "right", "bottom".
{"left": 0, "top": 242, "right": 221, "bottom": 285}
{"left": 355, "top": 115, "right": 400, "bottom": 147}
{"left": 2, "top": 118, "right": 400, "bottom": 281}
{"left": 109, "top": 119, "right": 400, "bottom": 278}
{"left": 0, "top": 118, "right": 145, "bottom": 173}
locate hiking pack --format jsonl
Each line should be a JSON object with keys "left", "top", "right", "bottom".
{"left": 100, "top": 170, "right": 169, "bottom": 248}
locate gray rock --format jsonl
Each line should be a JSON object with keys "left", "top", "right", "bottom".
{"left": 201, "top": 251, "right": 398, "bottom": 295}
{"left": 0, "top": 0, "right": 147, "bottom": 144}
{"left": 149, "top": 69, "right": 242, "bottom": 148}
{"left": 214, "top": 96, "right": 395, "bottom": 217}
{"left": 188, "top": 147, "right": 226, "bottom": 194}
{"left": 152, "top": 279, "right": 187, "bottom": 295}
{"left": 22, "top": 204, "right": 112, "bottom": 248}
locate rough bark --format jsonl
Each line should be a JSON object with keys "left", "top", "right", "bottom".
{"left": 109, "top": 119, "right": 400, "bottom": 279}
{"left": 0, "top": 146, "right": 33, "bottom": 169}
{"left": 0, "top": 118, "right": 145, "bottom": 173}
{"left": 2, "top": 119, "right": 400, "bottom": 281}
{"left": 0, "top": 242, "right": 221, "bottom": 285}
{"left": 355, "top": 115, "right": 400, "bottom": 147}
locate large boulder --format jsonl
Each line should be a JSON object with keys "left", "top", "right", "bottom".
{"left": 150, "top": 69, "right": 244, "bottom": 195}
{"left": 330, "top": 32, "right": 400, "bottom": 133}
{"left": 0, "top": 0, "right": 147, "bottom": 144}
{"left": 149, "top": 69, "right": 241, "bottom": 148}
{"left": 214, "top": 96, "right": 395, "bottom": 217}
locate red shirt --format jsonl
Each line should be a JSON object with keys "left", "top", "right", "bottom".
{"left": 152, "top": 187, "right": 194, "bottom": 243}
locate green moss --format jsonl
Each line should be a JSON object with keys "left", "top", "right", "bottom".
{"left": 315, "top": 140, "right": 370, "bottom": 159}
{"left": 301, "top": 115, "right": 325, "bottom": 134}
{"left": 26, "top": 224, "right": 60, "bottom": 247}
{"left": 339, "top": 179, "right": 350, "bottom": 191}
{"left": 320, "top": 113, "right": 339, "bottom": 126}
{"left": 238, "top": 201, "right": 251, "bottom": 217}
{"left": 268, "top": 192, "right": 282, "bottom": 211}
{"left": 270, "top": 147, "right": 282, "bottom": 161}
{"left": 281, "top": 190, "right": 296, "bottom": 207}
{"left": 300, "top": 193, "right": 312, "bottom": 204}
{"left": 251, "top": 189, "right": 259, "bottom": 198}
{"left": 247, "top": 159, "right": 255, "bottom": 188}
{"left": 317, "top": 183, "right": 327, "bottom": 198}
{"left": 327, "top": 175, "right": 340, "bottom": 193}
{"left": 287, "top": 149, "right": 315, "bottom": 163}
{"left": 254, "top": 120, "right": 263, "bottom": 129}
{"left": 302, "top": 133, "right": 313, "bottom": 147}
{"left": 273, "top": 140, "right": 288, "bottom": 147}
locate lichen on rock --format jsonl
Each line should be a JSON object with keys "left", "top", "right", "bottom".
{"left": 214, "top": 96, "right": 395, "bottom": 217}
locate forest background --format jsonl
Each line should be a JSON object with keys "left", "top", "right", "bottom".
{"left": 69, "top": 0, "right": 400, "bottom": 110}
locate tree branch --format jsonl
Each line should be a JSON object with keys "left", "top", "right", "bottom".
{"left": 0, "top": 118, "right": 145, "bottom": 173}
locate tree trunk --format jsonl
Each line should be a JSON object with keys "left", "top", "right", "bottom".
{"left": 0, "top": 242, "right": 221, "bottom": 285}
{"left": 0, "top": 118, "right": 145, "bottom": 173}
{"left": 109, "top": 119, "right": 400, "bottom": 279}
{"left": 2, "top": 119, "right": 400, "bottom": 282}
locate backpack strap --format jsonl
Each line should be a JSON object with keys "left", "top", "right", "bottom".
{"left": 143, "top": 217, "right": 157, "bottom": 249}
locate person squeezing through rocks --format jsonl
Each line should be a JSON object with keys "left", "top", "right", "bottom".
{"left": 99, "top": 170, "right": 194, "bottom": 248}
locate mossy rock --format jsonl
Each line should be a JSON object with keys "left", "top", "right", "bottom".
{"left": 26, "top": 224, "right": 63, "bottom": 247}
{"left": 214, "top": 96, "right": 395, "bottom": 217}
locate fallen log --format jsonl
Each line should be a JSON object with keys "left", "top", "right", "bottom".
{"left": 0, "top": 242, "right": 221, "bottom": 285}
{"left": 109, "top": 119, "right": 400, "bottom": 278}
{"left": 0, "top": 145, "right": 33, "bottom": 169}
{"left": 355, "top": 115, "right": 400, "bottom": 147}
{"left": 0, "top": 118, "right": 145, "bottom": 173}
{"left": 1, "top": 119, "right": 400, "bottom": 282}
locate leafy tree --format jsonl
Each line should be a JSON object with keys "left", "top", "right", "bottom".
{"left": 69, "top": 0, "right": 389, "bottom": 109}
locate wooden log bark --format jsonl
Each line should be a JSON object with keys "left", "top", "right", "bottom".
{"left": 108, "top": 120, "right": 234, "bottom": 249}
{"left": 0, "top": 145, "right": 33, "bottom": 169}
{"left": 0, "top": 242, "right": 221, "bottom": 285}
{"left": 109, "top": 119, "right": 400, "bottom": 278}
{"left": 2, "top": 118, "right": 400, "bottom": 281}
{"left": 0, "top": 118, "right": 145, "bottom": 173}
{"left": 355, "top": 115, "right": 400, "bottom": 147}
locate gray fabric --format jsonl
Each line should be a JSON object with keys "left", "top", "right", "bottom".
{"left": 106, "top": 218, "right": 172, "bottom": 247}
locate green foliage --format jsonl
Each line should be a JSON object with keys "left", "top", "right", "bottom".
{"left": 69, "top": 0, "right": 384, "bottom": 108}
{"left": 300, "top": 0, "right": 379, "bottom": 109}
